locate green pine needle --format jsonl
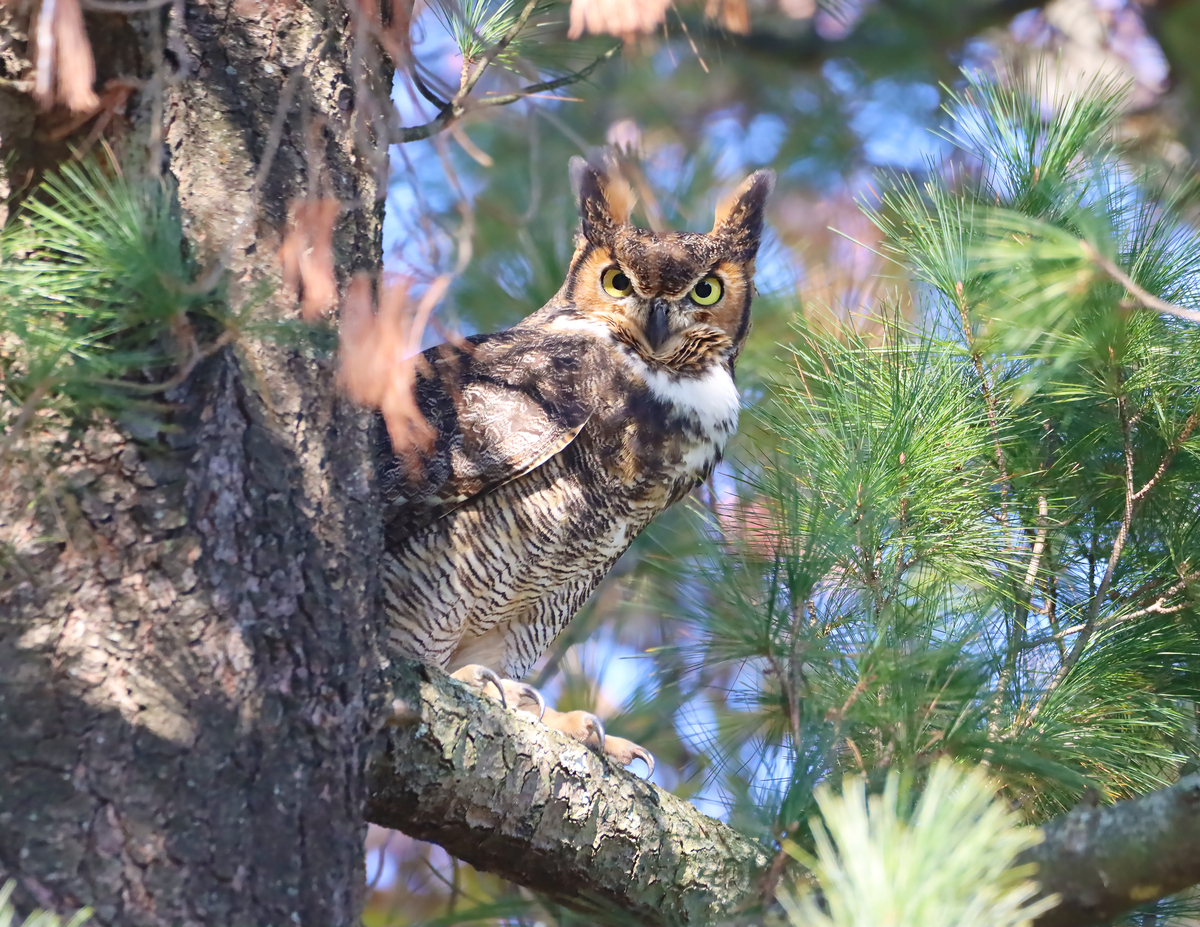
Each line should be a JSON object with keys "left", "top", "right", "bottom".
{"left": 779, "top": 760, "right": 1058, "bottom": 927}
{"left": 1, "top": 153, "right": 220, "bottom": 429}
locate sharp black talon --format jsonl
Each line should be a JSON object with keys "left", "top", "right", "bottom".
{"left": 632, "top": 745, "right": 655, "bottom": 778}
{"left": 586, "top": 714, "right": 605, "bottom": 754}
{"left": 477, "top": 667, "right": 507, "bottom": 708}
{"left": 517, "top": 683, "right": 546, "bottom": 720}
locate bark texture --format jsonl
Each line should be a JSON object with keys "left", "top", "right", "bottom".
{"left": 0, "top": 2, "right": 387, "bottom": 923}
{"left": 367, "top": 658, "right": 772, "bottom": 926}
{"left": 367, "top": 662, "right": 1200, "bottom": 927}
{"left": 1025, "top": 772, "right": 1200, "bottom": 927}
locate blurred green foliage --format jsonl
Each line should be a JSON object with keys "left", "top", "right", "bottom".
{"left": 779, "top": 760, "right": 1055, "bottom": 927}
{"left": 0, "top": 881, "right": 91, "bottom": 927}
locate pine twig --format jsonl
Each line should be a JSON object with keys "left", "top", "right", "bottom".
{"left": 459, "top": 0, "right": 540, "bottom": 100}
{"left": 395, "top": 45, "right": 620, "bottom": 144}
{"left": 1080, "top": 240, "right": 1200, "bottom": 324}
{"left": 1024, "top": 380, "right": 1137, "bottom": 729}
{"left": 1132, "top": 407, "right": 1200, "bottom": 503}
{"left": 472, "top": 48, "right": 621, "bottom": 108}
{"left": 396, "top": 0, "right": 542, "bottom": 144}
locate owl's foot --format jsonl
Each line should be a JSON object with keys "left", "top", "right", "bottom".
{"left": 542, "top": 707, "right": 655, "bottom": 778}
{"left": 449, "top": 666, "right": 654, "bottom": 777}
{"left": 450, "top": 664, "right": 546, "bottom": 719}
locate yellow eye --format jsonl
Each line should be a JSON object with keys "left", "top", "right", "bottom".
{"left": 602, "top": 267, "right": 634, "bottom": 298}
{"left": 689, "top": 275, "right": 722, "bottom": 306}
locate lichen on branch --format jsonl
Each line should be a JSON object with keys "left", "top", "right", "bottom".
{"left": 367, "top": 659, "right": 771, "bottom": 926}
{"left": 368, "top": 661, "right": 1200, "bottom": 927}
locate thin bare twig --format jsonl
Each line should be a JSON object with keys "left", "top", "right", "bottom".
{"left": 411, "top": 67, "right": 450, "bottom": 110}
{"left": 1113, "top": 596, "right": 1192, "bottom": 623}
{"left": 1044, "top": 570, "right": 1067, "bottom": 660}
{"left": 1019, "top": 552, "right": 1195, "bottom": 660}
{"left": 1024, "top": 379, "right": 1137, "bottom": 729}
{"left": 366, "top": 834, "right": 391, "bottom": 891}
{"left": 395, "top": 45, "right": 620, "bottom": 144}
{"left": 1081, "top": 240, "right": 1200, "bottom": 324}
{"left": 993, "top": 495, "right": 1048, "bottom": 731}
{"left": 471, "top": 47, "right": 621, "bottom": 109}
{"left": 670, "top": 1, "right": 710, "bottom": 74}
{"left": 86, "top": 328, "right": 239, "bottom": 396}
{"left": 0, "top": 378, "right": 55, "bottom": 462}
{"left": 1132, "top": 407, "right": 1200, "bottom": 503}
{"left": 1016, "top": 621, "right": 1088, "bottom": 654}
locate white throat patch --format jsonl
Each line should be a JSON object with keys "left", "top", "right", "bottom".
{"left": 634, "top": 358, "right": 741, "bottom": 445}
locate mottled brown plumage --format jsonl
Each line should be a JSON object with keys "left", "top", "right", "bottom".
{"left": 379, "top": 155, "right": 773, "bottom": 767}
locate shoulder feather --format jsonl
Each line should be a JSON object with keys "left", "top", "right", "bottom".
{"left": 378, "top": 326, "right": 606, "bottom": 534}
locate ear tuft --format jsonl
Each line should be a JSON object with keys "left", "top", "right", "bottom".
{"left": 711, "top": 169, "right": 775, "bottom": 261}
{"left": 569, "top": 151, "right": 637, "bottom": 247}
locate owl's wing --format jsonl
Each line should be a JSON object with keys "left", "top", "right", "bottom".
{"left": 378, "top": 326, "right": 603, "bottom": 532}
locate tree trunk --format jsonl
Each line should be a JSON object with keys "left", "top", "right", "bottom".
{"left": 0, "top": 2, "right": 387, "bottom": 923}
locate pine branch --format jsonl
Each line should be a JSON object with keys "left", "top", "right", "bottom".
{"left": 368, "top": 658, "right": 771, "bottom": 926}
{"left": 1024, "top": 773, "right": 1200, "bottom": 927}
{"left": 369, "top": 661, "right": 1200, "bottom": 927}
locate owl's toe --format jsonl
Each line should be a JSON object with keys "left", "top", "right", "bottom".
{"left": 602, "top": 735, "right": 655, "bottom": 777}
{"left": 450, "top": 666, "right": 553, "bottom": 722}
{"left": 497, "top": 680, "right": 546, "bottom": 720}
{"left": 542, "top": 709, "right": 654, "bottom": 777}
{"left": 544, "top": 708, "right": 606, "bottom": 753}
{"left": 449, "top": 664, "right": 508, "bottom": 708}
{"left": 453, "top": 671, "right": 653, "bottom": 778}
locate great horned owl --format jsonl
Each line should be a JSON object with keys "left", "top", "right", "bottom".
{"left": 379, "top": 156, "right": 773, "bottom": 771}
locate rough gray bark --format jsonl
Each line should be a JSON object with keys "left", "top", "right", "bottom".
{"left": 367, "top": 658, "right": 772, "bottom": 926}
{"left": 1024, "top": 773, "right": 1200, "bottom": 927}
{"left": 366, "top": 663, "right": 1200, "bottom": 927}
{"left": 0, "top": 2, "right": 387, "bottom": 923}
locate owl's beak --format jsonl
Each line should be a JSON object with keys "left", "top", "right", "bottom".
{"left": 646, "top": 298, "right": 671, "bottom": 352}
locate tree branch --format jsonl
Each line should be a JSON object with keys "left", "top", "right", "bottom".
{"left": 370, "top": 665, "right": 1200, "bottom": 927}
{"left": 1080, "top": 240, "right": 1200, "bottom": 325}
{"left": 367, "top": 659, "right": 771, "bottom": 925}
{"left": 1025, "top": 774, "right": 1200, "bottom": 927}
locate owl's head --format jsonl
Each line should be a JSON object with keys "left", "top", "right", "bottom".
{"left": 561, "top": 155, "right": 774, "bottom": 373}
